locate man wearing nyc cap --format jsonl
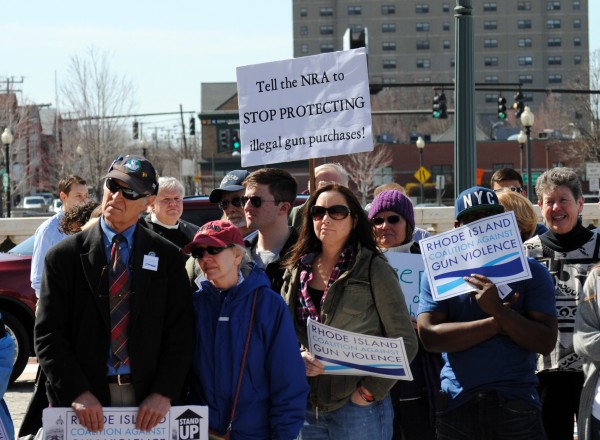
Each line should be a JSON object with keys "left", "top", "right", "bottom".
{"left": 417, "top": 186, "right": 557, "bottom": 439}
{"left": 35, "top": 155, "right": 194, "bottom": 433}
{"left": 209, "top": 170, "right": 255, "bottom": 238}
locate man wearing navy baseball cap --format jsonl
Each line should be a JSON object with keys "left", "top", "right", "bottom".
{"left": 209, "top": 170, "right": 254, "bottom": 238}
{"left": 417, "top": 185, "right": 557, "bottom": 439}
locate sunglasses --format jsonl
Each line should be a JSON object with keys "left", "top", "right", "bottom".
{"left": 105, "top": 178, "right": 147, "bottom": 200}
{"left": 310, "top": 205, "right": 351, "bottom": 220}
{"left": 218, "top": 197, "right": 243, "bottom": 210}
{"left": 240, "top": 195, "right": 278, "bottom": 208}
{"left": 190, "top": 244, "right": 233, "bottom": 259}
{"left": 372, "top": 215, "right": 402, "bottom": 226}
{"left": 494, "top": 186, "right": 523, "bottom": 194}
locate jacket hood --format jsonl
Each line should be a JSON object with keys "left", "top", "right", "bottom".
{"left": 198, "top": 263, "right": 271, "bottom": 301}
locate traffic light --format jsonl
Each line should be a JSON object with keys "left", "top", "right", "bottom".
{"left": 218, "top": 129, "right": 230, "bottom": 151}
{"left": 133, "top": 121, "right": 139, "bottom": 140}
{"left": 231, "top": 129, "right": 241, "bottom": 150}
{"left": 513, "top": 91, "right": 525, "bottom": 118}
{"left": 189, "top": 117, "right": 196, "bottom": 136}
{"left": 497, "top": 96, "right": 507, "bottom": 119}
{"left": 432, "top": 93, "right": 448, "bottom": 119}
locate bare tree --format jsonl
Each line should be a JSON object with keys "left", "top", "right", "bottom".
{"left": 342, "top": 145, "right": 393, "bottom": 205}
{"left": 59, "top": 46, "right": 137, "bottom": 197}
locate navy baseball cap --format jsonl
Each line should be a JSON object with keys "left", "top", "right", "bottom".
{"left": 209, "top": 170, "right": 250, "bottom": 203}
{"left": 103, "top": 155, "right": 159, "bottom": 195}
{"left": 455, "top": 186, "right": 504, "bottom": 221}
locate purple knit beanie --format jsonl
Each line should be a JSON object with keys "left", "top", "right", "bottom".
{"left": 368, "top": 190, "right": 415, "bottom": 229}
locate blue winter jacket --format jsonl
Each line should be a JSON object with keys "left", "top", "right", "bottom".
{"left": 189, "top": 264, "right": 309, "bottom": 440}
{"left": 0, "top": 318, "right": 14, "bottom": 440}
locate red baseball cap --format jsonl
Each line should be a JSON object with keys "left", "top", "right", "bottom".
{"left": 182, "top": 220, "right": 244, "bottom": 254}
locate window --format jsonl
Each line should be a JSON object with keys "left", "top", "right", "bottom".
{"left": 517, "top": 20, "right": 532, "bottom": 29}
{"left": 383, "top": 59, "right": 397, "bottom": 69}
{"left": 416, "top": 22, "right": 430, "bottom": 32}
{"left": 518, "top": 38, "right": 532, "bottom": 48}
{"left": 484, "top": 57, "right": 498, "bottom": 66}
{"left": 416, "top": 40, "right": 430, "bottom": 50}
{"left": 484, "top": 39, "right": 498, "bottom": 48}
{"left": 517, "top": 2, "right": 531, "bottom": 10}
{"left": 547, "top": 38, "right": 561, "bottom": 47}
{"left": 548, "top": 74, "right": 562, "bottom": 84}
{"left": 300, "top": 26, "right": 308, "bottom": 36}
{"left": 573, "top": 19, "right": 581, "bottom": 29}
{"left": 381, "top": 5, "right": 395, "bottom": 15}
{"left": 574, "top": 55, "right": 582, "bottom": 65}
{"left": 382, "top": 41, "right": 396, "bottom": 51}
{"left": 573, "top": 1, "right": 581, "bottom": 10}
{"left": 485, "top": 94, "right": 497, "bottom": 103}
{"left": 300, "top": 8, "right": 307, "bottom": 17}
{"left": 524, "top": 93, "right": 533, "bottom": 103}
{"left": 348, "top": 6, "right": 361, "bottom": 15}
{"left": 320, "top": 44, "right": 335, "bottom": 53}
{"left": 416, "top": 59, "right": 431, "bottom": 68}
{"left": 518, "top": 56, "right": 533, "bottom": 65}
{"left": 548, "top": 56, "right": 562, "bottom": 65}
{"left": 483, "top": 3, "right": 497, "bottom": 11}
{"left": 546, "top": 1, "right": 560, "bottom": 10}
{"left": 319, "top": 7, "right": 333, "bottom": 17}
{"left": 443, "top": 40, "right": 451, "bottom": 49}
{"left": 442, "top": 4, "right": 450, "bottom": 12}
{"left": 442, "top": 21, "right": 450, "bottom": 31}
{"left": 320, "top": 25, "right": 334, "bottom": 35}
{"left": 300, "top": 44, "right": 309, "bottom": 54}
{"left": 351, "top": 24, "right": 362, "bottom": 33}
{"left": 382, "top": 23, "right": 396, "bottom": 33}
{"left": 547, "top": 19, "right": 561, "bottom": 29}
{"left": 484, "top": 21, "right": 497, "bottom": 30}
{"left": 383, "top": 77, "right": 397, "bottom": 84}
{"left": 484, "top": 75, "right": 499, "bottom": 83}
{"left": 519, "top": 74, "right": 533, "bottom": 83}
{"left": 574, "top": 37, "right": 581, "bottom": 47}
{"left": 416, "top": 4, "right": 429, "bottom": 13}
{"left": 450, "top": 58, "right": 455, "bottom": 67}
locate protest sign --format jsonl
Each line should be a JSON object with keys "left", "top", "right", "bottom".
{"left": 42, "top": 406, "right": 208, "bottom": 440}
{"left": 420, "top": 211, "right": 531, "bottom": 301}
{"left": 307, "top": 319, "right": 413, "bottom": 380}
{"left": 383, "top": 252, "right": 425, "bottom": 318}
{"left": 236, "top": 48, "right": 373, "bottom": 167}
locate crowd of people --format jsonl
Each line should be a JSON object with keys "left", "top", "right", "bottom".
{"left": 2, "top": 159, "right": 600, "bottom": 440}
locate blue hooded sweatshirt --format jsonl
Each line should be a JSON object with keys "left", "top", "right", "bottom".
{"left": 189, "top": 264, "right": 308, "bottom": 440}
{"left": 0, "top": 315, "right": 14, "bottom": 440}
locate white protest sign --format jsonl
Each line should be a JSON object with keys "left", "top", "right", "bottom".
{"left": 307, "top": 319, "right": 413, "bottom": 381}
{"left": 420, "top": 211, "right": 531, "bottom": 301}
{"left": 382, "top": 252, "right": 425, "bottom": 318}
{"left": 236, "top": 48, "right": 373, "bottom": 167}
{"left": 42, "top": 406, "right": 208, "bottom": 440}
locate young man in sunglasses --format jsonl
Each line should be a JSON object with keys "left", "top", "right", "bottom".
{"left": 417, "top": 186, "right": 557, "bottom": 439}
{"left": 209, "top": 169, "right": 256, "bottom": 239}
{"left": 243, "top": 168, "right": 298, "bottom": 294}
{"left": 35, "top": 155, "right": 194, "bottom": 434}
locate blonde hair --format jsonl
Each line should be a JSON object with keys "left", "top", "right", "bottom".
{"left": 497, "top": 190, "right": 538, "bottom": 241}
{"left": 374, "top": 182, "right": 405, "bottom": 196}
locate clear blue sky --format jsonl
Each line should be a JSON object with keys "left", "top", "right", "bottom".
{"left": 1, "top": 0, "right": 598, "bottom": 127}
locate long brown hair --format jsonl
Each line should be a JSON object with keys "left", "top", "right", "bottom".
{"left": 283, "top": 184, "right": 379, "bottom": 268}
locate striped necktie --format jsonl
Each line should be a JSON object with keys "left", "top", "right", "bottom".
{"left": 109, "top": 234, "right": 131, "bottom": 369}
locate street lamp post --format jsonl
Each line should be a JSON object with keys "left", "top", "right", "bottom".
{"left": 1, "top": 128, "right": 14, "bottom": 218}
{"left": 520, "top": 106, "right": 535, "bottom": 202}
{"left": 416, "top": 136, "right": 426, "bottom": 203}
{"left": 517, "top": 130, "right": 527, "bottom": 175}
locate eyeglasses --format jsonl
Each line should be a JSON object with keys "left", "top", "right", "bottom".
{"left": 105, "top": 178, "right": 147, "bottom": 200}
{"left": 310, "top": 205, "right": 351, "bottom": 220}
{"left": 190, "top": 244, "right": 233, "bottom": 259}
{"left": 218, "top": 197, "right": 243, "bottom": 210}
{"left": 494, "top": 186, "right": 523, "bottom": 194}
{"left": 240, "top": 195, "right": 278, "bottom": 208}
{"left": 372, "top": 215, "right": 402, "bottom": 226}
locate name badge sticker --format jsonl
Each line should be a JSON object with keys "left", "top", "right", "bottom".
{"left": 143, "top": 254, "right": 159, "bottom": 271}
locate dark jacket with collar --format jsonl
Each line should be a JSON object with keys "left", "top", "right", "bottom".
{"left": 139, "top": 214, "right": 199, "bottom": 250}
{"left": 35, "top": 220, "right": 195, "bottom": 407}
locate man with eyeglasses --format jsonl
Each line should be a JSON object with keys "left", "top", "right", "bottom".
{"left": 140, "top": 176, "right": 198, "bottom": 249}
{"left": 243, "top": 168, "right": 298, "bottom": 294}
{"left": 417, "top": 186, "right": 557, "bottom": 439}
{"left": 491, "top": 167, "right": 548, "bottom": 236}
{"left": 209, "top": 169, "right": 256, "bottom": 239}
{"left": 35, "top": 155, "right": 194, "bottom": 434}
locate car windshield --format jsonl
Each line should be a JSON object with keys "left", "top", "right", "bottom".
{"left": 25, "top": 197, "right": 45, "bottom": 204}
{"left": 7, "top": 235, "right": 35, "bottom": 256}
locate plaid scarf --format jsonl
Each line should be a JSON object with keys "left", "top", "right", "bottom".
{"left": 296, "top": 244, "right": 356, "bottom": 323}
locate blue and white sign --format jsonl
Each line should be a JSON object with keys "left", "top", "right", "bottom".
{"left": 382, "top": 252, "right": 425, "bottom": 318}
{"left": 420, "top": 211, "right": 531, "bottom": 301}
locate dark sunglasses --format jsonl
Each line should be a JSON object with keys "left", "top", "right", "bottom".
{"left": 240, "top": 195, "right": 278, "bottom": 208}
{"left": 494, "top": 186, "right": 523, "bottom": 194}
{"left": 190, "top": 244, "right": 234, "bottom": 259}
{"left": 218, "top": 197, "right": 243, "bottom": 210}
{"left": 372, "top": 215, "right": 402, "bottom": 226}
{"left": 105, "top": 178, "right": 147, "bottom": 200}
{"left": 310, "top": 205, "right": 351, "bottom": 220}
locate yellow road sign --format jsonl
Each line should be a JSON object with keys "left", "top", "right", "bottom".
{"left": 414, "top": 166, "right": 431, "bottom": 184}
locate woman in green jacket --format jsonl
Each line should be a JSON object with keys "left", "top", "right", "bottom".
{"left": 282, "top": 184, "right": 417, "bottom": 440}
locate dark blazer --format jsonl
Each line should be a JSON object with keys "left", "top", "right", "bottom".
{"left": 35, "top": 220, "right": 195, "bottom": 407}
{"left": 139, "top": 215, "right": 199, "bottom": 250}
